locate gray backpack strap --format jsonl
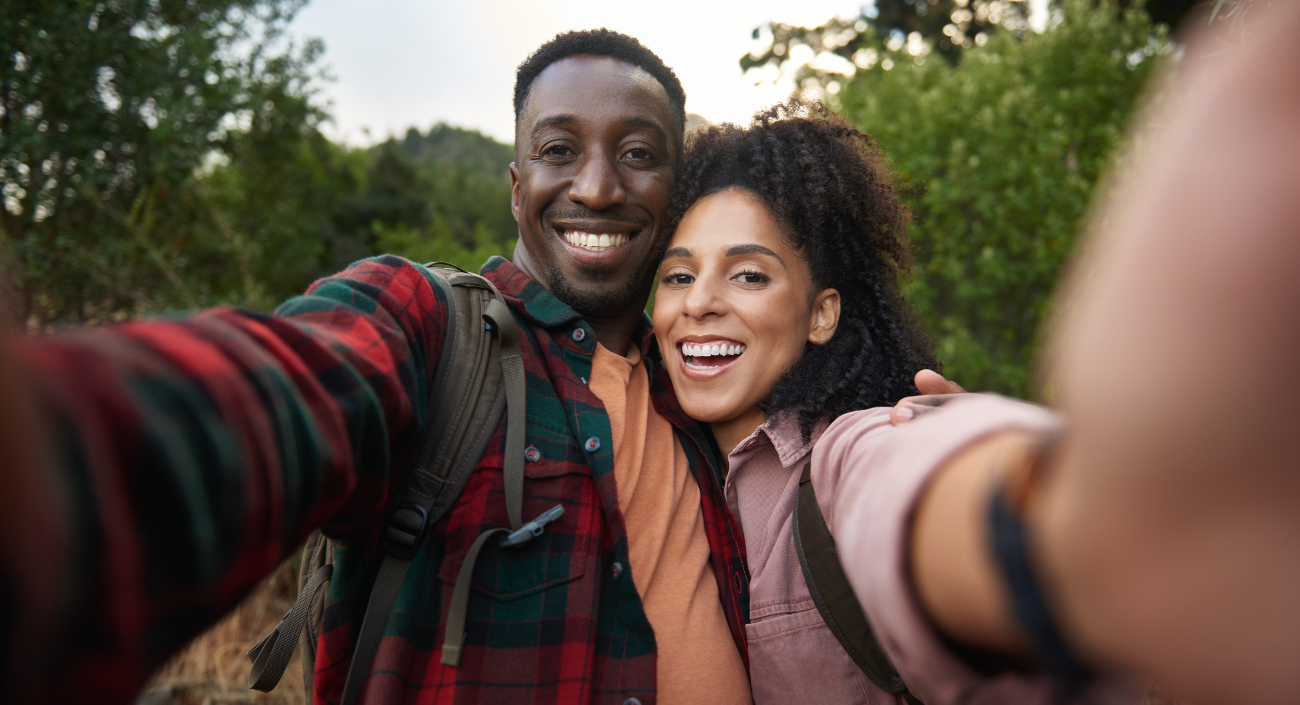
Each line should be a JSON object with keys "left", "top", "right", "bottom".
{"left": 793, "top": 463, "right": 923, "bottom": 704}
{"left": 248, "top": 267, "right": 497, "bottom": 697}
{"left": 338, "top": 269, "right": 506, "bottom": 705}
{"left": 439, "top": 296, "right": 563, "bottom": 667}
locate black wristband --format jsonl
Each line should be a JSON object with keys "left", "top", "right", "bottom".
{"left": 988, "top": 484, "right": 1093, "bottom": 699}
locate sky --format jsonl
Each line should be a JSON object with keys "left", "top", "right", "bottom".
{"left": 289, "top": 0, "right": 1048, "bottom": 147}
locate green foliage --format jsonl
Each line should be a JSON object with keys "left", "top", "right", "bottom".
{"left": 1, "top": 2, "right": 520, "bottom": 325}
{"left": 1, "top": 0, "right": 325, "bottom": 322}
{"left": 829, "top": 0, "right": 1170, "bottom": 397}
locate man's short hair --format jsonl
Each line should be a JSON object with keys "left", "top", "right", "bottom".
{"left": 514, "top": 29, "right": 687, "bottom": 135}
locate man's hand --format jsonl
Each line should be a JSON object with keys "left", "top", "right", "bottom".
{"left": 891, "top": 369, "right": 966, "bottom": 425}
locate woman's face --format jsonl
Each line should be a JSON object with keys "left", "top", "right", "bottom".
{"left": 653, "top": 189, "right": 839, "bottom": 428}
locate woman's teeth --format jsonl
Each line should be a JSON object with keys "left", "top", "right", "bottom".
{"left": 564, "top": 231, "right": 629, "bottom": 252}
{"left": 682, "top": 342, "right": 746, "bottom": 357}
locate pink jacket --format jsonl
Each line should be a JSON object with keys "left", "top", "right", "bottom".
{"left": 727, "top": 395, "right": 1125, "bottom": 704}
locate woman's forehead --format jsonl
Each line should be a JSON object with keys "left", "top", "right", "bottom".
{"left": 670, "top": 190, "right": 790, "bottom": 254}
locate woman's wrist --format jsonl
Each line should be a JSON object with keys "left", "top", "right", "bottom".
{"left": 909, "top": 429, "right": 1048, "bottom": 656}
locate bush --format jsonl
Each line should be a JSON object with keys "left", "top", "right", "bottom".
{"left": 834, "top": 0, "right": 1170, "bottom": 397}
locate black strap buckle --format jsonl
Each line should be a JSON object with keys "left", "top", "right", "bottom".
{"left": 384, "top": 503, "right": 428, "bottom": 559}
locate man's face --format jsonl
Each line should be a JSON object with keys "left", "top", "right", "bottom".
{"left": 511, "top": 55, "right": 678, "bottom": 318}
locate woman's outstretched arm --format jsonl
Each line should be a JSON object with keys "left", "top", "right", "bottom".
{"left": 905, "top": 3, "right": 1300, "bottom": 703}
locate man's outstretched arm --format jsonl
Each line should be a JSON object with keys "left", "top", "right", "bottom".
{"left": 0, "top": 256, "right": 447, "bottom": 705}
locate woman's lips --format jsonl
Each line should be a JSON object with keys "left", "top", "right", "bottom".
{"left": 677, "top": 340, "right": 746, "bottom": 381}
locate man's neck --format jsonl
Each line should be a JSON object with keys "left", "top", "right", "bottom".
{"left": 512, "top": 240, "right": 648, "bottom": 357}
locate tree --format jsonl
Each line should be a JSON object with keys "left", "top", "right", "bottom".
{"left": 1, "top": 0, "right": 324, "bottom": 324}
{"left": 745, "top": 0, "right": 1171, "bottom": 396}
{"left": 839, "top": 0, "right": 1170, "bottom": 396}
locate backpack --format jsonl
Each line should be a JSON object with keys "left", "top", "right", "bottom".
{"left": 793, "top": 462, "right": 924, "bottom": 704}
{"left": 245, "top": 264, "right": 562, "bottom": 704}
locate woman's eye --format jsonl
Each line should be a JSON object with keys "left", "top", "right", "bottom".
{"left": 662, "top": 273, "right": 693, "bottom": 285}
{"left": 735, "top": 271, "right": 769, "bottom": 284}
{"left": 624, "top": 147, "right": 652, "bottom": 161}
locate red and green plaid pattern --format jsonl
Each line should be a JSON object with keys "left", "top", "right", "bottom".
{"left": 1, "top": 255, "right": 750, "bottom": 705}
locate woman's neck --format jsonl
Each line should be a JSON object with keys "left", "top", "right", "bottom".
{"left": 711, "top": 406, "right": 769, "bottom": 459}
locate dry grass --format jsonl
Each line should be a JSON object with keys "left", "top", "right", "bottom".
{"left": 131, "top": 555, "right": 1188, "bottom": 705}
{"left": 139, "top": 559, "right": 307, "bottom": 705}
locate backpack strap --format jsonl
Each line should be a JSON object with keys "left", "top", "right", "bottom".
{"left": 337, "top": 269, "right": 509, "bottom": 705}
{"left": 440, "top": 295, "right": 565, "bottom": 667}
{"left": 793, "top": 462, "right": 923, "bottom": 704}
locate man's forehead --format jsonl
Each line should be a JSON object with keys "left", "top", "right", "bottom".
{"left": 516, "top": 55, "right": 675, "bottom": 137}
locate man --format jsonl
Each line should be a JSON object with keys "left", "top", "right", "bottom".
{"left": 0, "top": 29, "right": 753, "bottom": 705}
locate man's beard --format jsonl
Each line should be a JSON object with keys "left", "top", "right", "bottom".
{"left": 548, "top": 261, "right": 656, "bottom": 319}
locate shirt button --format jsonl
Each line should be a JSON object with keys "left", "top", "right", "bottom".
{"left": 584, "top": 436, "right": 601, "bottom": 452}
{"left": 571, "top": 327, "right": 586, "bottom": 342}
{"left": 524, "top": 445, "right": 541, "bottom": 462}
{"left": 623, "top": 698, "right": 641, "bottom": 705}
{"left": 612, "top": 561, "right": 624, "bottom": 581}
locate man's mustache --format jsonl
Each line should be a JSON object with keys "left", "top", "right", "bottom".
{"left": 546, "top": 207, "right": 650, "bottom": 229}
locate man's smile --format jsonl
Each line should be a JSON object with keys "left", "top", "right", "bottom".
{"left": 561, "top": 229, "right": 631, "bottom": 252}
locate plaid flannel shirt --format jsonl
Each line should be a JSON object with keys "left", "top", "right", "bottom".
{"left": 2, "top": 255, "right": 750, "bottom": 705}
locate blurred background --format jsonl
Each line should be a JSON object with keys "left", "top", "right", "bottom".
{"left": 0, "top": 0, "right": 1232, "bottom": 701}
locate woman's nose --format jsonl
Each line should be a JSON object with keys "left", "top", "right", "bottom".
{"left": 682, "top": 273, "right": 727, "bottom": 319}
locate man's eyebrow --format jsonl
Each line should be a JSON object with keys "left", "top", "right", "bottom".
{"left": 662, "top": 247, "right": 691, "bottom": 259}
{"left": 624, "top": 117, "right": 667, "bottom": 140}
{"left": 726, "top": 244, "right": 784, "bottom": 264}
{"left": 531, "top": 114, "right": 577, "bottom": 139}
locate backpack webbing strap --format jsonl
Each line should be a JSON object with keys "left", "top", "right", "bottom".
{"left": 486, "top": 297, "right": 526, "bottom": 531}
{"left": 793, "top": 463, "right": 923, "bottom": 704}
{"left": 439, "top": 295, "right": 550, "bottom": 667}
{"left": 246, "top": 563, "right": 333, "bottom": 691}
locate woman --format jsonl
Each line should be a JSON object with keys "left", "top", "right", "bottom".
{"left": 652, "top": 103, "right": 1062, "bottom": 704}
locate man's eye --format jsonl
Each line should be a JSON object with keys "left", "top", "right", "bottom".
{"left": 542, "top": 144, "right": 575, "bottom": 158}
{"left": 662, "top": 273, "right": 693, "bottom": 285}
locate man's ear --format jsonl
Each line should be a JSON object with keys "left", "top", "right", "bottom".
{"left": 808, "top": 288, "right": 841, "bottom": 345}
{"left": 509, "top": 162, "right": 520, "bottom": 222}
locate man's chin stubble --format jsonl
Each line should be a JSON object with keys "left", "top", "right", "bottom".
{"left": 548, "top": 265, "right": 654, "bottom": 319}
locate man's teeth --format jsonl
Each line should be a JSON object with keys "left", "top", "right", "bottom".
{"left": 563, "top": 231, "right": 630, "bottom": 252}
{"left": 682, "top": 343, "right": 747, "bottom": 357}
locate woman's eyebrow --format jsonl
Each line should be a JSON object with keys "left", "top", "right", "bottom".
{"left": 725, "top": 244, "right": 783, "bottom": 264}
{"left": 663, "top": 247, "right": 692, "bottom": 259}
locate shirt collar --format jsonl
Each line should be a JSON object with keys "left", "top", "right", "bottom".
{"left": 480, "top": 256, "right": 656, "bottom": 342}
{"left": 731, "top": 411, "right": 827, "bottom": 469}
{"left": 480, "top": 256, "right": 583, "bottom": 328}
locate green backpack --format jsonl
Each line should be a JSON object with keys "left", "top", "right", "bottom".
{"left": 246, "top": 264, "right": 561, "bottom": 704}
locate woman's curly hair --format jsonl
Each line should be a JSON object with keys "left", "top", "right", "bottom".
{"left": 666, "top": 101, "right": 938, "bottom": 441}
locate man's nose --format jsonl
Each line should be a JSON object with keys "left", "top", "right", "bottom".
{"left": 568, "top": 152, "right": 627, "bottom": 211}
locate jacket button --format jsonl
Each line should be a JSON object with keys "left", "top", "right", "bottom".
{"left": 571, "top": 327, "right": 586, "bottom": 342}
{"left": 524, "top": 445, "right": 541, "bottom": 462}
{"left": 612, "top": 562, "right": 624, "bottom": 581}
{"left": 584, "top": 436, "right": 601, "bottom": 452}
{"left": 623, "top": 699, "right": 641, "bottom": 705}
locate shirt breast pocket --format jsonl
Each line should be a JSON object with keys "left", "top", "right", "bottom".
{"left": 436, "top": 414, "right": 597, "bottom": 603}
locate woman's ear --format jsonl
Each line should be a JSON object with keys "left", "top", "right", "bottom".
{"left": 808, "top": 288, "right": 840, "bottom": 345}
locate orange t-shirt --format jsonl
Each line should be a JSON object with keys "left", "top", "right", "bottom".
{"left": 588, "top": 343, "right": 751, "bottom": 705}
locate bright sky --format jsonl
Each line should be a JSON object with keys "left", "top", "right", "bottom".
{"left": 290, "top": 0, "right": 1048, "bottom": 146}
